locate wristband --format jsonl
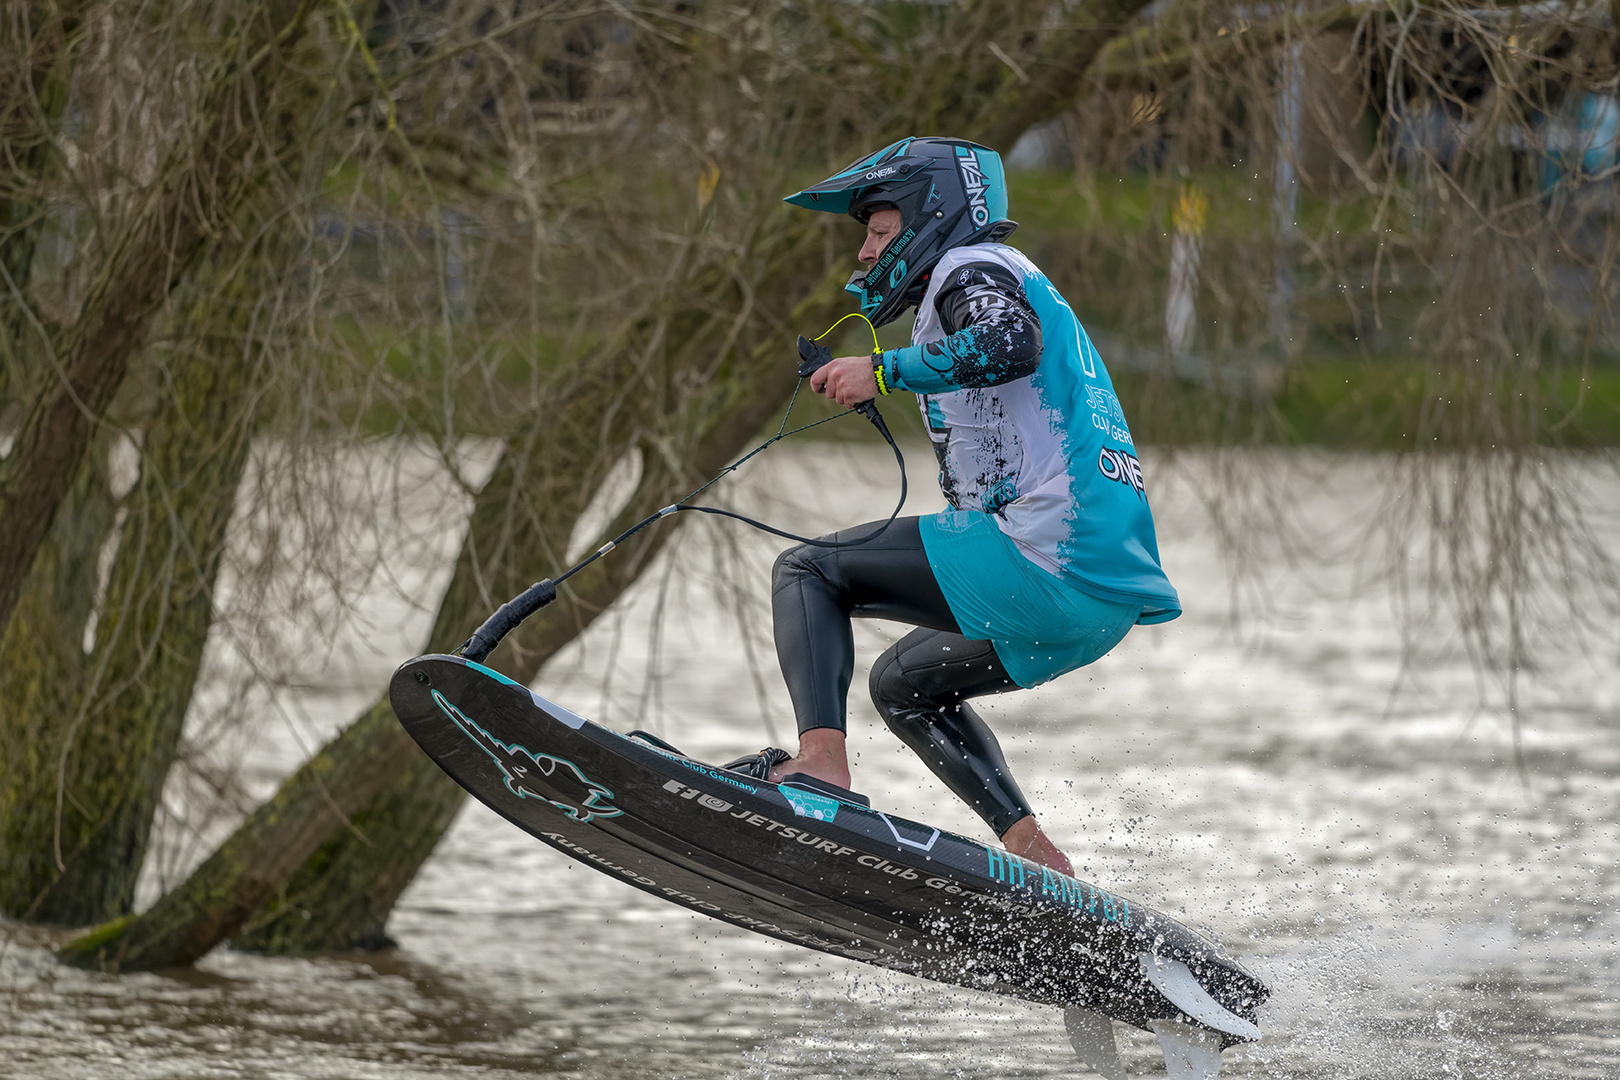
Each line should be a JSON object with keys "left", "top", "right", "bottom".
{"left": 872, "top": 352, "right": 892, "bottom": 396}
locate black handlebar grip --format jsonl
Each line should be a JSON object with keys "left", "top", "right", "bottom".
{"left": 460, "top": 578, "right": 558, "bottom": 662}
{"left": 797, "top": 335, "right": 834, "bottom": 378}
{"left": 799, "top": 334, "right": 889, "bottom": 435}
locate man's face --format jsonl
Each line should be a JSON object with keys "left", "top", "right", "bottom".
{"left": 858, "top": 208, "right": 904, "bottom": 267}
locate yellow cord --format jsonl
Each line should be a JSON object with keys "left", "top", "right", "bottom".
{"left": 812, "top": 311, "right": 881, "bottom": 355}
{"left": 812, "top": 312, "right": 891, "bottom": 395}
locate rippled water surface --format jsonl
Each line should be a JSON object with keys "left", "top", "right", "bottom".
{"left": 3, "top": 445, "right": 1617, "bottom": 1079}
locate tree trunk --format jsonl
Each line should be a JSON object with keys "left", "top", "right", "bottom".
{"left": 0, "top": 433, "right": 124, "bottom": 915}
{"left": 229, "top": 223, "right": 851, "bottom": 954}
{"left": 0, "top": 259, "right": 269, "bottom": 924}
{"left": 230, "top": 728, "right": 470, "bottom": 952}
{"left": 62, "top": 227, "right": 842, "bottom": 969}
{"left": 0, "top": 0, "right": 317, "bottom": 635}
{"left": 229, "top": 395, "right": 795, "bottom": 952}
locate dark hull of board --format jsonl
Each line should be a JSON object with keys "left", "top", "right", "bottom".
{"left": 390, "top": 654, "right": 1267, "bottom": 1042}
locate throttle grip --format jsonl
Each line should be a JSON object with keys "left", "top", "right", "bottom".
{"left": 796, "top": 335, "right": 834, "bottom": 378}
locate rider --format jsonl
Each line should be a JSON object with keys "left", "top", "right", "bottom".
{"left": 734, "top": 137, "right": 1180, "bottom": 875}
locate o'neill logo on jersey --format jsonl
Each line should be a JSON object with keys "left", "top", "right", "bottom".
{"left": 431, "top": 690, "right": 622, "bottom": 824}
{"left": 958, "top": 153, "right": 990, "bottom": 227}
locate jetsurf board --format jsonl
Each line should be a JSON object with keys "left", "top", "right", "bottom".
{"left": 389, "top": 653, "right": 1268, "bottom": 1050}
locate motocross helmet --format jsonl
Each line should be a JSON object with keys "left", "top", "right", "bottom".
{"left": 784, "top": 136, "right": 1017, "bottom": 327}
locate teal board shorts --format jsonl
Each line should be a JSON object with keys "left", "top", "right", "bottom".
{"left": 919, "top": 509, "right": 1140, "bottom": 688}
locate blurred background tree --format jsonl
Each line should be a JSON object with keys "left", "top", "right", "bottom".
{"left": 0, "top": 0, "right": 1612, "bottom": 968}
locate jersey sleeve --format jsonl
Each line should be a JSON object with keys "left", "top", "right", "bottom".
{"left": 880, "top": 262, "right": 1043, "bottom": 394}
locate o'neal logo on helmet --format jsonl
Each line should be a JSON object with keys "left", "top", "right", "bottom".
{"left": 958, "top": 152, "right": 990, "bottom": 228}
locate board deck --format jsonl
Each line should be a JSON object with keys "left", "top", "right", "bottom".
{"left": 389, "top": 653, "right": 1268, "bottom": 1043}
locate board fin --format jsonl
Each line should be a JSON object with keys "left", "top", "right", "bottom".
{"left": 1139, "top": 952, "right": 1261, "bottom": 1041}
{"left": 1151, "top": 1020, "right": 1224, "bottom": 1080}
{"left": 1063, "top": 1006, "right": 1124, "bottom": 1080}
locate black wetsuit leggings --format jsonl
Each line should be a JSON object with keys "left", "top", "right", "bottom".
{"left": 772, "top": 517, "right": 1034, "bottom": 837}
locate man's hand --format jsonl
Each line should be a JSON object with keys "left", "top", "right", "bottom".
{"left": 810, "top": 355, "right": 879, "bottom": 408}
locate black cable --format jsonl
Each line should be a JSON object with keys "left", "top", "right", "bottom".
{"left": 678, "top": 402, "right": 905, "bottom": 548}
{"left": 457, "top": 392, "right": 906, "bottom": 663}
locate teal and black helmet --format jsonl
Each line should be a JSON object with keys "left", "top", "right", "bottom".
{"left": 784, "top": 136, "right": 1017, "bottom": 327}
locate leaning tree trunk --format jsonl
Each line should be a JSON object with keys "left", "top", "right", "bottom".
{"left": 60, "top": 227, "right": 845, "bottom": 970}
{"left": 225, "top": 398, "right": 676, "bottom": 953}
{"left": 227, "top": 196, "right": 851, "bottom": 954}
{"left": 227, "top": 447, "right": 697, "bottom": 953}
{"left": 228, "top": 718, "right": 470, "bottom": 952}
{"left": 229, "top": 313, "right": 824, "bottom": 953}
{"left": 0, "top": 258, "right": 271, "bottom": 924}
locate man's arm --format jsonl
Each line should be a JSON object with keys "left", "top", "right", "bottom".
{"left": 880, "top": 262, "right": 1043, "bottom": 395}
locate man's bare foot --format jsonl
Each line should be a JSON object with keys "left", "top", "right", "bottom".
{"left": 767, "top": 727, "right": 852, "bottom": 788}
{"left": 1001, "top": 815, "right": 1074, "bottom": 876}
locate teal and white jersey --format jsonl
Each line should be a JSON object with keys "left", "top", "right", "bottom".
{"left": 880, "top": 243, "right": 1180, "bottom": 624}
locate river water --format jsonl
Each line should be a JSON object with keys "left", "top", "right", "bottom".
{"left": 3, "top": 442, "right": 1617, "bottom": 1079}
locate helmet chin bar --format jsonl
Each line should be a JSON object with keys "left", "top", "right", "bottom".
{"left": 844, "top": 269, "right": 886, "bottom": 324}
{"left": 843, "top": 216, "right": 1018, "bottom": 329}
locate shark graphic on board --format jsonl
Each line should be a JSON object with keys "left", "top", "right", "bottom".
{"left": 430, "top": 689, "right": 622, "bottom": 824}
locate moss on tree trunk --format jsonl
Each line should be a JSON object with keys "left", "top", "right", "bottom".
{"left": 0, "top": 434, "right": 124, "bottom": 918}
{"left": 232, "top": 746, "right": 468, "bottom": 952}
{"left": 0, "top": 261, "right": 268, "bottom": 925}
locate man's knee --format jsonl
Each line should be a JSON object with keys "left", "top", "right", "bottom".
{"left": 869, "top": 647, "right": 924, "bottom": 731}
{"left": 772, "top": 542, "right": 822, "bottom": 594}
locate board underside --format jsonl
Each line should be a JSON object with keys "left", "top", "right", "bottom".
{"left": 389, "top": 654, "right": 1267, "bottom": 1043}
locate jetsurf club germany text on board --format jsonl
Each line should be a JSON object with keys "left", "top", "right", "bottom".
{"left": 658, "top": 771, "right": 1132, "bottom": 926}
